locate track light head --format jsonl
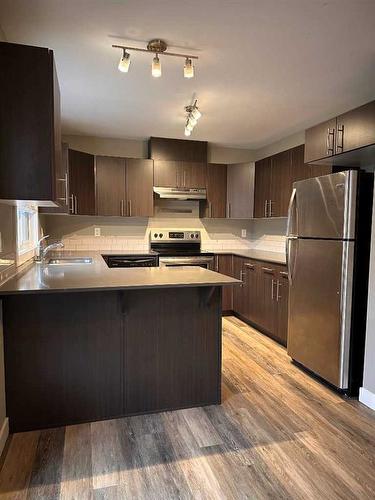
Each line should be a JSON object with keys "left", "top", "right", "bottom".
{"left": 152, "top": 54, "right": 161, "bottom": 77}
{"left": 118, "top": 49, "right": 130, "bottom": 73}
{"left": 184, "top": 58, "right": 194, "bottom": 78}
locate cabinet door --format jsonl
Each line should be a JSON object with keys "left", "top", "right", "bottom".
{"left": 68, "top": 149, "right": 95, "bottom": 215}
{"left": 216, "top": 255, "right": 233, "bottom": 311}
{"left": 257, "top": 265, "right": 277, "bottom": 335}
{"left": 227, "top": 163, "right": 255, "bottom": 218}
{"left": 96, "top": 156, "right": 126, "bottom": 216}
{"left": 270, "top": 149, "right": 292, "bottom": 217}
{"left": 336, "top": 101, "right": 375, "bottom": 154}
{"left": 232, "top": 256, "right": 246, "bottom": 316}
{"left": 304, "top": 118, "right": 336, "bottom": 163}
{"left": 126, "top": 159, "right": 154, "bottom": 217}
{"left": 254, "top": 157, "right": 272, "bottom": 218}
{"left": 275, "top": 269, "right": 289, "bottom": 346}
{"left": 243, "top": 260, "right": 259, "bottom": 324}
{"left": 181, "top": 162, "right": 207, "bottom": 188}
{"left": 55, "top": 142, "right": 69, "bottom": 211}
{"left": 205, "top": 164, "right": 227, "bottom": 218}
{"left": 153, "top": 160, "right": 178, "bottom": 187}
{"left": 291, "top": 144, "right": 332, "bottom": 182}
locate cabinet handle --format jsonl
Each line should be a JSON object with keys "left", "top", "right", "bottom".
{"left": 264, "top": 200, "right": 268, "bottom": 217}
{"left": 244, "top": 263, "right": 255, "bottom": 270}
{"left": 271, "top": 279, "right": 275, "bottom": 300}
{"left": 276, "top": 280, "right": 281, "bottom": 301}
{"left": 74, "top": 196, "right": 78, "bottom": 215}
{"left": 183, "top": 171, "right": 186, "bottom": 187}
{"left": 209, "top": 202, "right": 213, "bottom": 218}
{"left": 64, "top": 173, "right": 68, "bottom": 206}
{"left": 128, "top": 200, "right": 132, "bottom": 217}
{"left": 239, "top": 269, "right": 245, "bottom": 286}
{"left": 326, "top": 127, "right": 335, "bottom": 155}
{"left": 69, "top": 194, "right": 74, "bottom": 214}
{"left": 121, "top": 200, "right": 124, "bottom": 216}
{"left": 280, "top": 271, "right": 288, "bottom": 277}
{"left": 269, "top": 200, "right": 274, "bottom": 217}
{"left": 215, "top": 255, "right": 219, "bottom": 272}
{"left": 336, "top": 125, "right": 344, "bottom": 153}
{"left": 227, "top": 203, "right": 231, "bottom": 218}
{"left": 261, "top": 266, "right": 274, "bottom": 274}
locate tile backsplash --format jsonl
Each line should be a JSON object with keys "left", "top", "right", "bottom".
{"left": 41, "top": 215, "right": 287, "bottom": 254}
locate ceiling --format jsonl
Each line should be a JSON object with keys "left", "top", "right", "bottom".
{"left": 1, "top": 0, "right": 375, "bottom": 149}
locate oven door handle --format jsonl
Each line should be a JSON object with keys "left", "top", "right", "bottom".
{"left": 160, "top": 256, "right": 214, "bottom": 266}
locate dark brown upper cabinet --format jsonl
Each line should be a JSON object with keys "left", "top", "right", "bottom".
{"left": 202, "top": 164, "right": 227, "bottom": 218}
{"left": 254, "top": 157, "right": 272, "bottom": 218}
{"left": 291, "top": 144, "right": 332, "bottom": 182}
{"left": 149, "top": 137, "right": 207, "bottom": 162}
{"left": 227, "top": 163, "right": 255, "bottom": 218}
{"left": 126, "top": 159, "right": 154, "bottom": 217}
{"left": 153, "top": 160, "right": 206, "bottom": 189}
{"left": 96, "top": 156, "right": 126, "bottom": 216}
{"left": 0, "top": 42, "right": 62, "bottom": 205}
{"left": 96, "top": 156, "right": 154, "bottom": 217}
{"left": 305, "top": 100, "right": 375, "bottom": 165}
{"left": 68, "top": 150, "right": 96, "bottom": 215}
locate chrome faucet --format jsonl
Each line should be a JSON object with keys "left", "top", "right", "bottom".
{"left": 35, "top": 235, "right": 64, "bottom": 263}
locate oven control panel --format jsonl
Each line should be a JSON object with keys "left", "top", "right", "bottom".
{"left": 150, "top": 230, "right": 201, "bottom": 242}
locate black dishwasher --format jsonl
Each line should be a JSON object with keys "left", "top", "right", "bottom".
{"left": 102, "top": 254, "right": 159, "bottom": 268}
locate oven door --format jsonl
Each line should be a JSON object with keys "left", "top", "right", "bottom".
{"left": 159, "top": 256, "right": 214, "bottom": 269}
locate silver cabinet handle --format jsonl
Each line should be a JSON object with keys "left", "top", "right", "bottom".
{"left": 244, "top": 262, "right": 255, "bottom": 270}
{"left": 279, "top": 271, "right": 288, "bottom": 277}
{"left": 69, "top": 194, "right": 74, "bottom": 214}
{"left": 64, "top": 173, "right": 68, "bottom": 205}
{"left": 121, "top": 200, "right": 124, "bottom": 216}
{"left": 128, "top": 200, "right": 132, "bottom": 216}
{"left": 227, "top": 203, "right": 231, "bottom": 218}
{"left": 269, "top": 200, "right": 273, "bottom": 217}
{"left": 326, "top": 127, "right": 335, "bottom": 155}
{"left": 215, "top": 255, "right": 219, "bottom": 272}
{"left": 183, "top": 171, "right": 186, "bottom": 187}
{"left": 336, "top": 125, "right": 344, "bottom": 153}
{"left": 209, "top": 202, "right": 213, "bottom": 218}
{"left": 74, "top": 196, "right": 78, "bottom": 215}
{"left": 264, "top": 200, "right": 268, "bottom": 217}
{"left": 261, "top": 266, "right": 274, "bottom": 273}
{"left": 276, "top": 280, "right": 281, "bottom": 301}
{"left": 239, "top": 269, "right": 245, "bottom": 286}
{"left": 271, "top": 279, "right": 275, "bottom": 300}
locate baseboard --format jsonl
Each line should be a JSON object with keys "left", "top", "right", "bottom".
{"left": 0, "top": 418, "right": 9, "bottom": 456}
{"left": 359, "top": 387, "right": 375, "bottom": 411}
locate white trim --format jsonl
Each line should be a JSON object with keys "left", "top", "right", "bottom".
{"left": 359, "top": 387, "right": 375, "bottom": 411}
{"left": 0, "top": 418, "right": 9, "bottom": 456}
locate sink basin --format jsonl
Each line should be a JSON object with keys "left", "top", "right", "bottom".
{"left": 47, "top": 257, "right": 93, "bottom": 265}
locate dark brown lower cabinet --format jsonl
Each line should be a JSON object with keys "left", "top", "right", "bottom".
{"left": 3, "top": 287, "right": 221, "bottom": 432}
{"left": 214, "top": 255, "right": 233, "bottom": 312}
{"left": 231, "top": 256, "right": 289, "bottom": 346}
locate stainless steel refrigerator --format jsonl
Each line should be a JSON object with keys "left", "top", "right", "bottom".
{"left": 286, "top": 170, "right": 373, "bottom": 393}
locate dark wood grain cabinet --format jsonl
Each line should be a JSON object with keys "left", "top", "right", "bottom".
{"left": 305, "top": 100, "right": 375, "bottom": 163}
{"left": 0, "top": 42, "right": 62, "bottom": 205}
{"left": 231, "top": 256, "right": 289, "bottom": 346}
{"left": 202, "top": 164, "right": 227, "bottom": 218}
{"left": 68, "top": 149, "right": 96, "bottom": 215}
{"left": 254, "top": 157, "right": 272, "bottom": 218}
{"left": 154, "top": 160, "right": 206, "bottom": 188}
{"left": 213, "top": 254, "right": 233, "bottom": 311}
{"left": 149, "top": 137, "right": 207, "bottom": 162}
{"left": 96, "top": 156, "right": 154, "bottom": 217}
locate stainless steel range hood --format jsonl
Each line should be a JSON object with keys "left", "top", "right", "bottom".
{"left": 153, "top": 186, "right": 206, "bottom": 200}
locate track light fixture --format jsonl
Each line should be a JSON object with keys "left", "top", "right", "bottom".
{"left": 112, "top": 39, "right": 198, "bottom": 78}
{"left": 184, "top": 100, "right": 202, "bottom": 137}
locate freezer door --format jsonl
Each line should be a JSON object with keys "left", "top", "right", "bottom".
{"left": 287, "top": 238, "right": 354, "bottom": 388}
{"left": 288, "top": 171, "right": 357, "bottom": 239}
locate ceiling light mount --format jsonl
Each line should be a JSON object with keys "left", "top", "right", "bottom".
{"left": 147, "top": 39, "right": 168, "bottom": 53}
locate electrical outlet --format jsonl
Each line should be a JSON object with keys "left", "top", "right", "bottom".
{"left": 94, "top": 227, "right": 101, "bottom": 237}
{"left": 241, "top": 229, "right": 247, "bottom": 238}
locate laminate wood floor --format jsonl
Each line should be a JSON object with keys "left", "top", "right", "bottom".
{"left": 0, "top": 316, "right": 374, "bottom": 499}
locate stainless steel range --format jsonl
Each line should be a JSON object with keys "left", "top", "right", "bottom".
{"left": 150, "top": 230, "right": 214, "bottom": 268}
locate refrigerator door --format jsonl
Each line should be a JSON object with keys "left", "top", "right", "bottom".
{"left": 287, "top": 171, "right": 357, "bottom": 239}
{"left": 287, "top": 238, "right": 354, "bottom": 388}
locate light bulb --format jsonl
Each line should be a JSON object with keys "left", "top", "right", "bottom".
{"left": 188, "top": 116, "right": 197, "bottom": 127}
{"left": 184, "top": 58, "right": 194, "bottom": 78}
{"left": 186, "top": 121, "right": 194, "bottom": 132}
{"left": 152, "top": 54, "right": 161, "bottom": 77}
{"left": 184, "top": 127, "right": 191, "bottom": 136}
{"left": 118, "top": 50, "right": 130, "bottom": 73}
{"left": 191, "top": 107, "right": 202, "bottom": 120}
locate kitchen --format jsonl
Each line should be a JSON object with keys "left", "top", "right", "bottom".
{"left": 1, "top": 1, "right": 375, "bottom": 498}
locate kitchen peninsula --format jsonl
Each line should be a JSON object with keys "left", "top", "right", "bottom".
{"left": 0, "top": 253, "right": 239, "bottom": 432}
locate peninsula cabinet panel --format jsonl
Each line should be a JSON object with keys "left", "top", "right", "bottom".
{"left": 204, "top": 164, "right": 227, "bottom": 218}
{"left": 227, "top": 163, "right": 255, "bottom": 218}
{"left": 304, "top": 118, "right": 337, "bottom": 163}
{"left": 149, "top": 137, "right": 208, "bottom": 162}
{"left": 254, "top": 158, "right": 272, "bottom": 218}
{"left": 96, "top": 156, "right": 126, "bottom": 216}
{"left": 68, "top": 149, "right": 96, "bottom": 215}
{"left": 126, "top": 159, "right": 154, "bottom": 217}
{"left": 336, "top": 101, "right": 375, "bottom": 154}
{"left": 154, "top": 160, "right": 179, "bottom": 187}
{"left": 0, "top": 42, "right": 62, "bottom": 204}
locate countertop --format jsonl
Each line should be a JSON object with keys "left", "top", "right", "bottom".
{"left": 0, "top": 251, "right": 240, "bottom": 295}
{"left": 208, "top": 249, "right": 286, "bottom": 265}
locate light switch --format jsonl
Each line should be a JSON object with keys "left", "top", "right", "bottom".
{"left": 94, "top": 227, "right": 101, "bottom": 237}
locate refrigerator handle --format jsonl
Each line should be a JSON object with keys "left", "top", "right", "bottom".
{"left": 286, "top": 188, "right": 297, "bottom": 237}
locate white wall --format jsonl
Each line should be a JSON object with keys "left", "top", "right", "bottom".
{"left": 361, "top": 176, "right": 375, "bottom": 410}
{"left": 254, "top": 131, "right": 305, "bottom": 160}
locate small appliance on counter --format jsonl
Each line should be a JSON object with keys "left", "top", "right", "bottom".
{"left": 286, "top": 170, "right": 373, "bottom": 396}
{"left": 150, "top": 230, "right": 214, "bottom": 268}
{"left": 102, "top": 253, "right": 159, "bottom": 268}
